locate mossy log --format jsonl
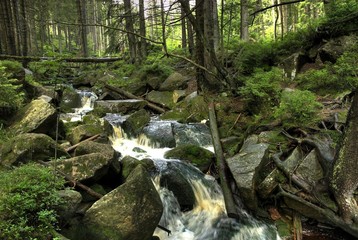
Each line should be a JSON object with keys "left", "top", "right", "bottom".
{"left": 0, "top": 54, "right": 122, "bottom": 63}
{"left": 208, "top": 102, "right": 239, "bottom": 219}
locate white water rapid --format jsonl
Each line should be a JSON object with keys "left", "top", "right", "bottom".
{"left": 107, "top": 118, "right": 281, "bottom": 240}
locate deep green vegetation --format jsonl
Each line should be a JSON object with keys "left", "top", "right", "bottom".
{"left": 0, "top": 163, "right": 65, "bottom": 239}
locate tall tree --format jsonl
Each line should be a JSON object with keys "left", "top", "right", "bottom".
{"left": 124, "top": 0, "right": 137, "bottom": 63}
{"left": 241, "top": 0, "right": 250, "bottom": 41}
{"left": 77, "top": 0, "right": 88, "bottom": 57}
{"left": 139, "top": 0, "right": 147, "bottom": 60}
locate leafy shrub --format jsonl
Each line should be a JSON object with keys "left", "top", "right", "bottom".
{"left": 239, "top": 67, "right": 283, "bottom": 114}
{"left": 274, "top": 89, "right": 322, "bottom": 127}
{"left": 0, "top": 163, "right": 65, "bottom": 239}
{"left": 296, "top": 67, "right": 343, "bottom": 94}
{"left": 0, "top": 65, "right": 24, "bottom": 110}
{"left": 28, "top": 60, "right": 63, "bottom": 84}
{"left": 333, "top": 43, "right": 358, "bottom": 88}
{"left": 233, "top": 42, "right": 276, "bottom": 75}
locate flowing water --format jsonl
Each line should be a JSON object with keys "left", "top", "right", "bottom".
{"left": 106, "top": 116, "right": 281, "bottom": 240}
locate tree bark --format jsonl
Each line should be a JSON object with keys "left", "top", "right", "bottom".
{"left": 240, "top": 0, "right": 250, "bottom": 41}
{"left": 139, "top": 0, "right": 147, "bottom": 60}
{"left": 330, "top": 92, "right": 358, "bottom": 224}
{"left": 124, "top": 0, "right": 137, "bottom": 63}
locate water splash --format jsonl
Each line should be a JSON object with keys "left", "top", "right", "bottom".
{"left": 107, "top": 119, "right": 280, "bottom": 240}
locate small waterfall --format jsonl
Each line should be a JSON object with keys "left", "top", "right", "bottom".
{"left": 61, "top": 90, "right": 98, "bottom": 122}
{"left": 107, "top": 118, "right": 281, "bottom": 240}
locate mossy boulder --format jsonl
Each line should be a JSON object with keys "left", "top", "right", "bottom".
{"left": 120, "top": 155, "right": 141, "bottom": 180}
{"left": 122, "top": 109, "right": 150, "bottom": 137}
{"left": 67, "top": 123, "right": 103, "bottom": 145}
{"left": 54, "top": 153, "right": 114, "bottom": 182}
{"left": 74, "top": 141, "right": 115, "bottom": 159}
{"left": 164, "top": 144, "right": 214, "bottom": 173}
{"left": 58, "top": 189, "right": 82, "bottom": 221}
{"left": 0, "top": 133, "right": 70, "bottom": 166}
{"left": 160, "top": 94, "right": 208, "bottom": 123}
{"left": 83, "top": 165, "right": 163, "bottom": 240}
{"left": 159, "top": 72, "right": 188, "bottom": 91}
{"left": 146, "top": 90, "right": 176, "bottom": 109}
{"left": 9, "top": 98, "right": 57, "bottom": 135}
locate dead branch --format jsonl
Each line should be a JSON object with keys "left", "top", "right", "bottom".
{"left": 277, "top": 186, "right": 358, "bottom": 238}
{"left": 38, "top": 160, "right": 103, "bottom": 199}
{"left": 104, "top": 84, "right": 166, "bottom": 114}
{"left": 250, "top": 0, "right": 305, "bottom": 16}
{"left": 65, "top": 134, "right": 101, "bottom": 153}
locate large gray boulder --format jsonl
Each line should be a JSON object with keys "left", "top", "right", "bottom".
{"left": 226, "top": 135, "right": 269, "bottom": 211}
{"left": 94, "top": 100, "right": 147, "bottom": 115}
{"left": 142, "top": 121, "right": 176, "bottom": 148}
{"left": 54, "top": 153, "right": 114, "bottom": 182}
{"left": 159, "top": 72, "right": 188, "bottom": 91}
{"left": 83, "top": 165, "right": 163, "bottom": 240}
{"left": 0, "top": 133, "right": 70, "bottom": 166}
{"left": 67, "top": 124, "right": 103, "bottom": 145}
{"left": 9, "top": 98, "right": 57, "bottom": 135}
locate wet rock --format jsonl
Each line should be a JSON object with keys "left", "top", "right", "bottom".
{"left": 164, "top": 144, "right": 215, "bottom": 173}
{"left": 146, "top": 90, "right": 175, "bottom": 109}
{"left": 0, "top": 133, "right": 70, "bottom": 166}
{"left": 159, "top": 161, "right": 196, "bottom": 210}
{"left": 142, "top": 121, "right": 176, "bottom": 148}
{"left": 60, "top": 87, "right": 82, "bottom": 111}
{"left": 227, "top": 135, "right": 270, "bottom": 211}
{"left": 159, "top": 72, "right": 188, "bottom": 91}
{"left": 54, "top": 153, "right": 113, "bottom": 182}
{"left": 9, "top": 98, "right": 57, "bottom": 135}
{"left": 122, "top": 109, "right": 150, "bottom": 137}
{"left": 172, "top": 122, "right": 212, "bottom": 147}
{"left": 74, "top": 141, "right": 115, "bottom": 159}
{"left": 83, "top": 165, "right": 163, "bottom": 240}
{"left": 121, "top": 155, "right": 141, "bottom": 180}
{"left": 94, "top": 99, "right": 147, "bottom": 115}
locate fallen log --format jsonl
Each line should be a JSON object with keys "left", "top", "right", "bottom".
{"left": 277, "top": 186, "right": 358, "bottom": 238}
{"left": 104, "top": 84, "right": 166, "bottom": 113}
{"left": 0, "top": 54, "right": 122, "bottom": 63}
{"left": 65, "top": 134, "right": 101, "bottom": 153}
{"left": 208, "top": 102, "right": 239, "bottom": 219}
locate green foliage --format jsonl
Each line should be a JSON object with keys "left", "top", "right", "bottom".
{"left": 139, "top": 62, "right": 172, "bottom": 82}
{"left": 233, "top": 42, "right": 277, "bottom": 75}
{"left": 274, "top": 90, "right": 322, "bottom": 127}
{"left": 296, "top": 67, "right": 343, "bottom": 94}
{"left": 0, "top": 64, "right": 24, "bottom": 111}
{"left": 333, "top": 43, "right": 358, "bottom": 88}
{"left": 240, "top": 68, "right": 283, "bottom": 114}
{"left": 28, "top": 60, "right": 64, "bottom": 85}
{"left": 0, "top": 163, "right": 65, "bottom": 239}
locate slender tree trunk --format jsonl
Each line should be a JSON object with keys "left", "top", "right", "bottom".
{"left": 77, "top": 0, "right": 88, "bottom": 57}
{"left": 20, "top": 0, "right": 27, "bottom": 57}
{"left": 139, "top": 0, "right": 147, "bottom": 59}
{"left": 240, "top": 0, "right": 249, "bottom": 41}
{"left": 181, "top": 4, "right": 187, "bottom": 50}
{"left": 124, "top": 0, "right": 136, "bottom": 63}
{"left": 160, "top": 0, "right": 167, "bottom": 54}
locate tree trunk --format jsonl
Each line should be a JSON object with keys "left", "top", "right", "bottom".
{"left": 124, "top": 0, "right": 136, "bottom": 63}
{"left": 181, "top": 3, "right": 187, "bottom": 50}
{"left": 139, "top": 0, "right": 147, "bottom": 60}
{"left": 77, "top": 0, "right": 88, "bottom": 57}
{"left": 160, "top": 0, "right": 167, "bottom": 54}
{"left": 330, "top": 92, "right": 358, "bottom": 224}
{"left": 240, "top": 0, "right": 249, "bottom": 41}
